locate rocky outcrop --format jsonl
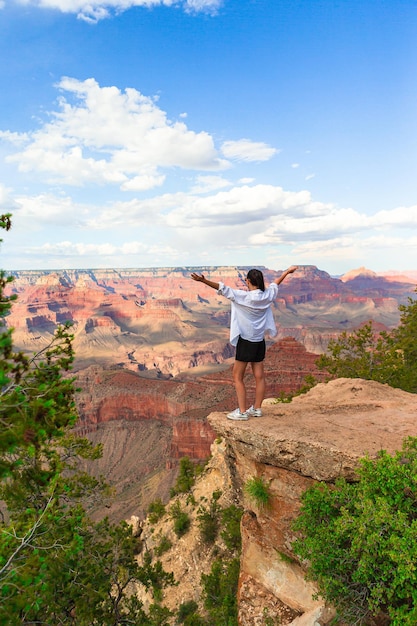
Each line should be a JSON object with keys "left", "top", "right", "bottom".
{"left": 206, "top": 379, "right": 417, "bottom": 624}
{"left": 133, "top": 378, "right": 417, "bottom": 624}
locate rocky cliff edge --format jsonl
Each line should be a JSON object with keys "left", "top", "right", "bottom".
{"left": 206, "top": 378, "right": 417, "bottom": 625}
{"left": 133, "top": 379, "right": 417, "bottom": 625}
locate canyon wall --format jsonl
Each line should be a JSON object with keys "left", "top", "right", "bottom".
{"left": 133, "top": 378, "right": 417, "bottom": 625}
{"left": 74, "top": 337, "right": 327, "bottom": 520}
{"left": 206, "top": 379, "right": 417, "bottom": 624}
{"left": 7, "top": 265, "right": 415, "bottom": 376}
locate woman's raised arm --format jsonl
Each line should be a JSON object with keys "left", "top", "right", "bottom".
{"left": 190, "top": 273, "right": 220, "bottom": 290}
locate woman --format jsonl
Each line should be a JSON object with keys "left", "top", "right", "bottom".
{"left": 190, "top": 266, "right": 297, "bottom": 420}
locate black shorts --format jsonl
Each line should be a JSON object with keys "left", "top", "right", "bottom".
{"left": 235, "top": 336, "right": 266, "bottom": 363}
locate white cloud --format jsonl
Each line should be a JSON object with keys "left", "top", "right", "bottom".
{"left": 3, "top": 77, "right": 230, "bottom": 189}
{"left": 291, "top": 163, "right": 299, "bottom": 169}
{"left": 0, "top": 183, "right": 19, "bottom": 212}
{"left": 221, "top": 139, "right": 277, "bottom": 162}
{"left": 85, "top": 193, "right": 184, "bottom": 229}
{"left": 184, "top": 0, "right": 222, "bottom": 14}
{"left": 165, "top": 184, "right": 294, "bottom": 229}
{"left": 38, "top": 240, "right": 118, "bottom": 256}
{"left": 11, "top": 182, "right": 417, "bottom": 247}
{"left": 294, "top": 234, "right": 417, "bottom": 263}
{"left": 371, "top": 205, "right": 417, "bottom": 228}
{"left": 0, "top": 130, "right": 29, "bottom": 145}
{"left": 249, "top": 207, "right": 370, "bottom": 245}
{"left": 12, "top": 192, "right": 92, "bottom": 228}
{"left": 5, "top": 181, "right": 417, "bottom": 271}
{"left": 189, "top": 175, "right": 231, "bottom": 194}
{"left": 120, "top": 173, "right": 166, "bottom": 191}
{"left": 11, "top": 238, "right": 184, "bottom": 270}
{"left": 20, "top": 0, "right": 223, "bottom": 23}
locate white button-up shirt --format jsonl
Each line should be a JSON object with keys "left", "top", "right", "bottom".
{"left": 217, "top": 282, "right": 279, "bottom": 346}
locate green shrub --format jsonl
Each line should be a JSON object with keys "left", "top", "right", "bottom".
{"left": 170, "top": 501, "right": 191, "bottom": 538}
{"left": 244, "top": 476, "right": 272, "bottom": 510}
{"left": 148, "top": 498, "right": 166, "bottom": 524}
{"left": 140, "top": 550, "right": 176, "bottom": 602}
{"left": 197, "top": 508, "right": 219, "bottom": 544}
{"left": 220, "top": 505, "right": 243, "bottom": 551}
{"left": 182, "top": 616, "right": 208, "bottom": 626}
{"left": 177, "top": 600, "right": 198, "bottom": 622}
{"left": 293, "top": 436, "right": 417, "bottom": 625}
{"left": 317, "top": 291, "right": 417, "bottom": 393}
{"left": 171, "top": 457, "right": 209, "bottom": 497}
{"left": 154, "top": 533, "right": 172, "bottom": 557}
{"left": 197, "top": 490, "right": 222, "bottom": 544}
{"left": 201, "top": 557, "right": 240, "bottom": 625}
{"left": 176, "top": 600, "right": 208, "bottom": 624}
{"left": 171, "top": 457, "right": 197, "bottom": 496}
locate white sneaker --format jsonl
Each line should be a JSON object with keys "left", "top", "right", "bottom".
{"left": 247, "top": 405, "right": 262, "bottom": 417}
{"left": 227, "top": 408, "right": 249, "bottom": 421}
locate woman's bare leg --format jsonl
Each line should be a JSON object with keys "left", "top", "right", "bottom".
{"left": 233, "top": 360, "right": 248, "bottom": 412}
{"left": 251, "top": 361, "right": 265, "bottom": 409}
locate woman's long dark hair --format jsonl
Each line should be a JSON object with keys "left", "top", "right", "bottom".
{"left": 246, "top": 268, "right": 265, "bottom": 291}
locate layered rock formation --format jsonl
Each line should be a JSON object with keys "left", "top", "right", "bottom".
{"left": 136, "top": 379, "right": 417, "bottom": 625}
{"left": 207, "top": 379, "right": 417, "bottom": 624}
{"left": 6, "top": 265, "right": 415, "bottom": 376}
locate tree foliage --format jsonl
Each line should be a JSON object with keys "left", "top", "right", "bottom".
{"left": 0, "top": 216, "right": 175, "bottom": 624}
{"left": 201, "top": 557, "right": 240, "bottom": 625}
{"left": 317, "top": 292, "right": 417, "bottom": 393}
{"left": 170, "top": 456, "right": 206, "bottom": 497}
{"left": 293, "top": 437, "right": 417, "bottom": 625}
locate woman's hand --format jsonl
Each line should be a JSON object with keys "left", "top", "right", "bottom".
{"left": 190, "top": 273, "right": 220, "bottom": 290}
{"left": 191, "top": 273, "right": 205, "bottom": 282}
{"left": 274, "top": 265, "right": 298, "bottom": 285}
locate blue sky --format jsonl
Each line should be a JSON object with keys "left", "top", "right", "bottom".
{"left": 0, "top": 0, "right": 416, "bottom": 274}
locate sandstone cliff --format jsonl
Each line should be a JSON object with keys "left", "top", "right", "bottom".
{"left": 135, "top": 379, "right": 417, "bottom": 625}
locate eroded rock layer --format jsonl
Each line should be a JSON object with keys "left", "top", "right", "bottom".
{"left": 207, "top": 378, "right": 417, "bottom": 624}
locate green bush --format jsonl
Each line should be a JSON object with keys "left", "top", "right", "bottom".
{"left": 220, "top": 505, "right": 243, "bottom": 551}
{"left": 197, "top": 490, "right": 222, "bottom": 545}
{"left": 154, "top": 533, "right": 172, "bottom": 557}
{"left": 171, "top": 457, "right": 197, "bottom": 496}
{"left": 201, "top": 557, "right": 240, "bottom": 625}
{"left": 171, "top": 457, "right": 208, "bottom": 497}
{"left": 177, "top": 600, "right": 199, "bottom": 622}
{"left": 262, "top": 608, "right": 281, "bottom": 626}
{"left": 176, "top": 600, "right": 208, "bottom": 624}
{"left": 317, "top": 291, "right": 417, "bottom": 394}
{"left": 148, "top": 498, "right": 166, "bottom": 524}
{"left": 197, "top": 508, "right": 219, "bottom": 544}
{"left": 293, "top": 436, "right": 417, "bottom": 625}
{"left": 141, "top": 551, "right": 176, "bottom": 602}
{"left": 170, "top": 501, "right": 191, "bottom": 538}
{"left": 244, "top": 476, "right": 272, "bottom": 510}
